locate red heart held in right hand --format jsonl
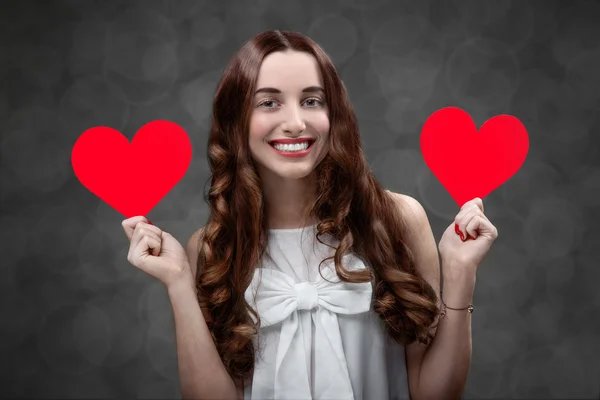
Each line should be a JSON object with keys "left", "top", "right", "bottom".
{"left": 71, "top": 120, "right": 192, "bottom": 218}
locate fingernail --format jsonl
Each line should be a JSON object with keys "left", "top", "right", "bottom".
{"left": 148, "top": 220, "right": 153, "bottom": 225}
{"left": 455, "top": 223, "right": 460, "bottom": 234}
{"left": 459, "top": 231, "right": 465, "bottom": 241}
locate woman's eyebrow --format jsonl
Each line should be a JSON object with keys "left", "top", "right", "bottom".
{"left": 254, "top": 86, "right": 324, "bottom": 95}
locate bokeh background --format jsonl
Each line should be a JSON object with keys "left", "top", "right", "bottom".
{"left": 1, "top": 0, "right": 600, "bottom": 398}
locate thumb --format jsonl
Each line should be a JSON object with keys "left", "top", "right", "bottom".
{"left": 122, "top": 216, "right": 148, "bottom": 240}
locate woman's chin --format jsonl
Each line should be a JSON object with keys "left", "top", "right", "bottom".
{"left": 262, "top": 165, "right": 316, "bottom": 181}
{"left": 275, "top": 169, "right": 315, "bottom": 180}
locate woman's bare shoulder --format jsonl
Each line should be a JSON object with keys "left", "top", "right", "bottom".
{"left": 384, "top": 190, "right": 420, "bottom": 212}
{"left": 384, "top": 190, "right": 431, "bottom": 233}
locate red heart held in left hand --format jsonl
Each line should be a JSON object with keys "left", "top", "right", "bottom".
{"left": 420, "top": 107, "right": 529, "bottom": 207}
{"left": 71, "top": 120, "right": 192, "bottom": 218}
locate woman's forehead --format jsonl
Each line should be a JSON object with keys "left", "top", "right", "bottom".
{"left": 256, "top": 51, "right": 323, "bottom": 89}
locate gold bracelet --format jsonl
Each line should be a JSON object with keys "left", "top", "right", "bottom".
{"left": 440, "top": 298, "right": 473, "bottom": 316}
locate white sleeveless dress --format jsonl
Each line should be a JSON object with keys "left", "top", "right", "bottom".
{"left": 243, "top": 223, "right": 410, "bottom": 400}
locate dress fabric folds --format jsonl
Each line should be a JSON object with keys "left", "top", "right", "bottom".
{"left": 243, "top": 223, "right": 410, "bottom": 400}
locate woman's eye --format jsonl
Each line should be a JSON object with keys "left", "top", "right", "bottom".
{"left": 304, "top": 98, "right": 322, "bottom": 107}
{"left": 257, "top": 97, "right": 324, "bottom": 109}
{"left": 259, "top": 100, "right": 277, "bottom": 108}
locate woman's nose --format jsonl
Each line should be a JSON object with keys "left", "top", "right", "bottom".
{"left": 282, "top": 106, "right": 306, "bottom": 133}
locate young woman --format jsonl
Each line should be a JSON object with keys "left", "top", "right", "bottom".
{"left": 123, "top": 30, "right": 498, "bottom": 400}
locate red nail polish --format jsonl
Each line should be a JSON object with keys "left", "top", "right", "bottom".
{"left": 455, "top": 223, "right": 465, "bottom": 239}
{"left": 148, "top": 220, "right": 153, "bottom": 225}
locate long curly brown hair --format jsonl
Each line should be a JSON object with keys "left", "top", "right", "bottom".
{"left": 195, "top": 30, "right": 440, "bottom": 383}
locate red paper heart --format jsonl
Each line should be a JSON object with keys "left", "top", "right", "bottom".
{"left": 72, "top": 120, "right": 192, "bottom": 218}
{"left": 420, "top": 107, "right": 529, "bottom": 207}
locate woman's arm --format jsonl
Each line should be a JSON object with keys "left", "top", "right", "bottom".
{"left": 389, "top": 192, "right": 473, "bottom": 400}
{"left": 166, "top": 229, "right": 241, "bottom": 400}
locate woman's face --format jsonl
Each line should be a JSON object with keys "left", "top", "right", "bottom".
{"left": 249, "top": 50, "right": 330, "bottom": 181}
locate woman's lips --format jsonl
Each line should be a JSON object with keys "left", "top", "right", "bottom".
{"left": 268, "top": 138, "right": 316, "bottom": 145}
{"left": 269, "top": 139, "right": 316, "bottom": 157}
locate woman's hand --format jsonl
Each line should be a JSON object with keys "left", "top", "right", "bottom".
{"left": 122, "top": 216, "right": 193, "bottom": 289}
{"left": 438, "top": 197, "right": 499, "bottom": 274}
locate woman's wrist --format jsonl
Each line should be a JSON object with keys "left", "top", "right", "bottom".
{"left": 441, "top": 258, "right": 477, "bottom": 306}
{"left": 167, "top": 265, "right": 197, "bottom": 297}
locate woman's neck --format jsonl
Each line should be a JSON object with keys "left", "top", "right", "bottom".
{"left": 261, "top": 173, "right": 319, "bottom": 230}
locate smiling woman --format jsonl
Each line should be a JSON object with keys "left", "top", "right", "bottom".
{"left": 178, "top": 30, "right": 444, "bottom": 400}
{"left": 249, "top": 50, "right": 331, "bottom": 185}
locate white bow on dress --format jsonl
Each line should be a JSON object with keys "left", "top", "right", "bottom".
{"left": 244, "top": 254, "right": 373, "bottom": 400}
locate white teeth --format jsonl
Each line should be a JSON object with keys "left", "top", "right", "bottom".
{"left": 272, "top": 141, "right": 311, "bottom": 152}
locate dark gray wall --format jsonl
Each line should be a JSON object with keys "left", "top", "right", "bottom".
{"left": 1, "top": 0, "right": 599, "bottom": 398}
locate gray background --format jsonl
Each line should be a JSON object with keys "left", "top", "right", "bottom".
{"left": 1, "top": 0, "right": 599, "bottom": 398}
